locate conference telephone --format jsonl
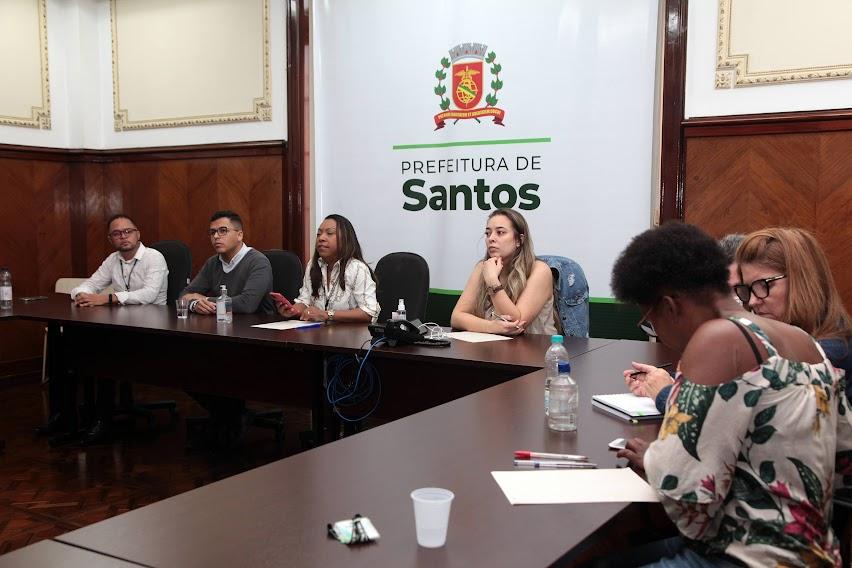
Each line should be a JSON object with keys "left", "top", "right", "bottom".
{"left": 368, "top": 318, "right": 450, "bottom": 347}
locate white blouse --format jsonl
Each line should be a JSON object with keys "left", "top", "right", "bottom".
{"left": 294, "top": 258, "right": 380, "bottom": 322}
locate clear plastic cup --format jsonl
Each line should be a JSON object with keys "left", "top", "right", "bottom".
{"left": 410, "top": 487, "right": 454, "bottom": 548}
{"left": 175, "top": 298, "right": 189, "bottom": 319}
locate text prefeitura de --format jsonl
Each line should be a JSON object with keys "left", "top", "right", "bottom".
{"left": 401, "top": 155, "right": 541, "bottom": 174}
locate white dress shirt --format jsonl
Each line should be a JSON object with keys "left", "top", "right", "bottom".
{"left": 295, "top": 258, "right": 380, "bottom": 321}
{"left": 69, "top": 243, "right": 168, "bottom": 305}
{"left": 220, "top": 244, "right": 252, "bottom": 273}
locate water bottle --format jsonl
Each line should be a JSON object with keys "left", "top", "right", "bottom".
{"left": 397, "top": 299, "right": 407, "bottom": 321}
{"left": 0, "top": 267, "right": 12, "bottom": 310}
{"left": 216, "top": 285, "right": 232, "bottom": 323}
{"left": 548, "top": 362, "right": 578, "bottom": 432}
{"left": 544, "top": 334, "right": 570, "bottom": 414}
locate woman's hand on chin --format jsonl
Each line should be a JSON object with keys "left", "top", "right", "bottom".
{"left": 482, "top": 256, "right": 503, "bottom": 287}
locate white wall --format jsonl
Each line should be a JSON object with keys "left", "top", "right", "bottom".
{"left": 685, "top": 0, "right": 852, "bottom": 118}
{"left": 0, "top": 0, "right": 287, "bottom": 149}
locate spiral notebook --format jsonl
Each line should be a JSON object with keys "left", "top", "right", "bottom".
{"left": 591, "top": 393, "right": 663, "bottom": 421}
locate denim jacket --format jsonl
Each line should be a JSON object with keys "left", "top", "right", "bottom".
{"left": 537, "top": 255, "right": 589, "bottom": 338}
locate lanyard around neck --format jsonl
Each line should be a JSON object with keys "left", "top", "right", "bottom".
{"left": 121, "top": 258, "right": 139, "bottom": 291}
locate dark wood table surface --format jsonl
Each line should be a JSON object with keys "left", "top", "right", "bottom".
{"left": 5, "top": 294, "right": 612, "bottom": 370}
{"left": 54, "top": 339, "right": 676, "bottom": 568}
{"left": 0, "top": 540, "right": 142, "bottom": 567}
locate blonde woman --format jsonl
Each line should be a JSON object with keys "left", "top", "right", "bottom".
{"left": 451, "top": 209, "right": 555, "bottom": 335}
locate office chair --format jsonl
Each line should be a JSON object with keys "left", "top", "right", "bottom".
{"left": 242, "top": 250, "right": 304, "bottom": 447}
{"left": 117, "top": 240, "right": 193, "bottom": 425}
{"left": 537, "top": 255, "right": 590, "bottom": 338}
{"left": 375, "top": 252, "right": 429, "bottom": 323}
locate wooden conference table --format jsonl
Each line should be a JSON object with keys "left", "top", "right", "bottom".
{"left": 3, "top": 295, "right": 614, "bottom": 435}
{"left": 0, "top": 296, "right": 675, "bottom": 566}
{"left": 54, "top": 342, "right": 671, "bottom": 568}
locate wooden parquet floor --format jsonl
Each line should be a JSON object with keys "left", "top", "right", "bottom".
{"left": 0, "top": 377, "right": 313, "bottom": 556}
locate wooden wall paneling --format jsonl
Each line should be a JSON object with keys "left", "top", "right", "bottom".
{"left": 33, "top": 161, "right": 73, "bottom": 293}
{"left": 187, "top": 159, "right": 220, "bottom": 275}
{"left": 82, "top": 162, "right": 111, "bottom": 275}
{"left": 0, "top": 158, "right": 49, "bottom": 369}
{"left": 816, "top": 131, "right": 852, "bottom": 307}
{"left": 156, "top": 159, "right": 191, "bottom": 248}
{"left": 247, "top": 156, "right": 283, "bottom": 250}
{"left": 684, "top": 130, "right": 852, "bottom": 312}
{"left": 0, "top": 142, "right": 290, "bottom": 379}
{"left": 120, "top": 161, "right": 161, "bottom": 245}
{"left": 216, "top": 158, "right": 253, "bottom": 229}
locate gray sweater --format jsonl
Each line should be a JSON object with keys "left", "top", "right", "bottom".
{"left": 181, "top": 248, "right": 274, "bottom": 314}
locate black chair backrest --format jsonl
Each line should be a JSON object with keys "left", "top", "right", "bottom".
{"left": 263, "top": 250, "right": 303, "bottom": 300}
{"left": 149, "top": 240, "right": 192, "bottom": 304}
{"left": 375, "top": 252, "right": 429, "bottom": 322}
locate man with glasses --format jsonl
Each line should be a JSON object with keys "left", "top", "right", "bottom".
{"left": 70, "top": 214, "right": 168, "bottom": 306}
{"left": 66, "top": 214, "right": 168, "bottom": 444}
{"left": 179, "top": 210, "right": 273, "bottom": 448}
{"left": 180, "top": 210, "right": 273, "bottom": 315}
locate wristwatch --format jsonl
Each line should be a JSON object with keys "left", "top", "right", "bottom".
{"left": 488, "top": 284, "right": 504, "bottom": 295}
{"left": 326, "top": 309, "right": 335, "bottom": 322}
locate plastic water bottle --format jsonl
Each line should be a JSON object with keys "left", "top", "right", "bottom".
{"left": 548, "top": 362, "right": 578, "bottom": 432}
{"left": 544, "top": 334, "right": 570, "bottom": 414}
{"left": 0, "top": 267, "right": 12, "bottom": 310}
{"left": 216, "top": 285, "right": 232, "bottom": 323}
{"left": 397, "top": 299, "right": 406, "bottom": 321}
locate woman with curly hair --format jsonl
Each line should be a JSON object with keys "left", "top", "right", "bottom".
{"left": 450, "top": 209, "right": 555, "bottom": 335}
{"left": 611, "top": 222, "right": 850, "bottom": 567}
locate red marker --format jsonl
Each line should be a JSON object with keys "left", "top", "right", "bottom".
{"left": 514, "top": 451, "right": 588, "bottom": 461}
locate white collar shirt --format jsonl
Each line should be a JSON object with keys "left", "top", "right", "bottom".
{"left": 294, "top": 258, "right": 380, "bottom": 322}
{"left": 220, "top": 244, "right": 252, "bottom": 273}
{"left": 68, "top": 243, "right": 169, "bottom": 305}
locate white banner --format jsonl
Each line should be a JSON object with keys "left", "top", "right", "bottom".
{"left": 313, "top": 0, "right": 659, "bottom": 296}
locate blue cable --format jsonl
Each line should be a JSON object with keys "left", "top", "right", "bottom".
{"left": 326, "top": 336, "right": 384, "bottom": 422}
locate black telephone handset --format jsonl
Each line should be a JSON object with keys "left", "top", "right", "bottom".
{"left": 384, "top": 319, "right": 425, "bottom": 343}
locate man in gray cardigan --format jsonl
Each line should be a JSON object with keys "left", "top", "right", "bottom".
{"left": 180, "top": 210, "right": 274, "bottom": 447}
{"left": 180, "top": 210, "right": 274, "bottom": 315}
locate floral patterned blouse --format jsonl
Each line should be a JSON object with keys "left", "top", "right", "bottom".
{"left": 644, "top": 317, "right": 852, "bottom": 567}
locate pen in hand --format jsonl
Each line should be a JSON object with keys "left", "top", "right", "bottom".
{"left": 629, "top": 362, "right": 673, "bottom": 378}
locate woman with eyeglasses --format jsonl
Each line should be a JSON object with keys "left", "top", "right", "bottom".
{"left": 611, "top": 222, "right": 851, "bottom": 567}
{"left": 277, "top": 214, "right": 379, "bottom": 323}
{"left": 735, "top": 228, "right": 851, "bottom": 393}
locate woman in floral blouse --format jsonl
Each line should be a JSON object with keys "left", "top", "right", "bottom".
{"left": 610, "top": 222, "right": 852, "bottom": 567}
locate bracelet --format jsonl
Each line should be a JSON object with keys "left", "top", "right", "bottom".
{"left": 488, "top": 284, "right": 504, "bottom": 295}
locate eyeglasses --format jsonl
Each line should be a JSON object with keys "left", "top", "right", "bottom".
{"left": 636, "top": 305, "right": 657, "bottom": 338}
{"left": 208, "top": 227, "right": 238, "bottom": 237}
{"left": 733, "top": 275, "right": 786, "bottom": 304}
{"left": 108, "top": 228, "right": 138, "bottom": 239}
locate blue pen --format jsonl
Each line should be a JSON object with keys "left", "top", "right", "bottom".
{"left": 296, "top": 322, "right": 323, "bottom": 330}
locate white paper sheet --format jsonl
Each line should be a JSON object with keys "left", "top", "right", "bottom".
{"left": 491, "top": 468, "right": 659, "bottom": 505}
{"left": 446, "top": 331, "right": 513, "bottom": 343}
{"left": 251, "top": 321, "right": 322, "bottom": 330}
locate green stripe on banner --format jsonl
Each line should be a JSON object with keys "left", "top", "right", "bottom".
{"left": 392, "top": 137, "right": 551, "bottom": 150}
{"left": 589, "top": 297, "right": 618, "bottom": 304}
{"left": 429, "top": 288, "right": 463, "bottom": 295}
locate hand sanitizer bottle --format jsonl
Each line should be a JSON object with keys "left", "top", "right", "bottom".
{"left": 216, "top": 285, "right": 232, "bottom": 323}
